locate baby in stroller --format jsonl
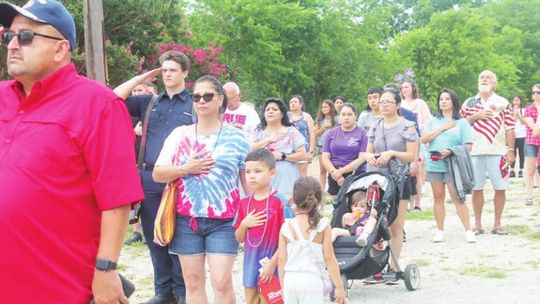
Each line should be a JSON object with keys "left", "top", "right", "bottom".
{"left": 331, "top": 184, "right": 380, "bottom": 247}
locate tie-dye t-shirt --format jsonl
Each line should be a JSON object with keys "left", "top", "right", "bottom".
{"left": 233, "top": 191, "right": 292, "bottom": 288}
{"left": 155, "top": 123, "right": 249, "bottom": 218}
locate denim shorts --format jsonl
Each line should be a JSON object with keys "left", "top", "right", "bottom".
{"left": 524, "top": 142, "right": 539, "bottom": 158}
{"left": 399, "top": 176, "right": 412, "bottom": 201}
{"left": 426, "top": 171, "right": 453, "bottom": 184}
{"left": 169, "top": 216, "right": 239, "bottom": 256}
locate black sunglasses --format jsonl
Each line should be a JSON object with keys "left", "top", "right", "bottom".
{"left": 533, "top": 91, "right": 540, "bottom": 96}
{"left": 191, "top": 92, "right": 220, "bottom": 103}
{"left": 2, "top": 30, "right": 63, "bottom": 46}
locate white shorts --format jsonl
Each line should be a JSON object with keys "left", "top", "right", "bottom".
{"left": 471, "top": 155, "right": 508, "bottom": 191}
{"left": 283, "top": 272, "right": 324, "bottom": 304}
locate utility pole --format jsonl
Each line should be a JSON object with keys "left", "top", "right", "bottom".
{"left": 84, "top": 0, "right": 106, "bottom": 83}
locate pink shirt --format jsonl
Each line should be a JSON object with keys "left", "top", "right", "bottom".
{"left": 0, "top": 64, "right": 144, "bottom": 303}
{"left": 524, "top": 104, "right": 540, "bottom": 146}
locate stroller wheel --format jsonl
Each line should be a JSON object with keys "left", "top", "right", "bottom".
{"left": 403, "top": 264, "right": 420, "bottom": 291}
{"left": 346, "top": 278, "right": 354, "bottom": 289}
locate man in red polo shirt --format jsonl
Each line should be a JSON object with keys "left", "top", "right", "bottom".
{"left": 0, "top": 1, "right": 143, "bottom": 303}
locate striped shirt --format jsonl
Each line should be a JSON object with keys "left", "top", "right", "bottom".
{"left": 524, "top": 104, "right": 540, "bottom": 146}
{"left": 460, "top": 93, "right": 514, "bottom": 155}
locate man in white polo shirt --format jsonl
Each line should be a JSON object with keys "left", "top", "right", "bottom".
{"left": 460, "top": 70, "right": 515, "bottom": 236}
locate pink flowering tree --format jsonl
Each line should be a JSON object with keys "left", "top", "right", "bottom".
{"left": 136, "top": 40, "right": 227, "bottom": 90}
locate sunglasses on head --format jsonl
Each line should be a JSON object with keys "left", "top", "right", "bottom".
{"left": 191, "top": 92, "right": 220, "bottom": 103}
{"left": 2, "top": 30, "right": 63, "bottom": 47}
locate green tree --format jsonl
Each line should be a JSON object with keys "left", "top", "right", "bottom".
{"left": 483, "top": 0, "right": 540, "bottom": 96}
{"left": 187, "top": 0, "right": 394, "bottom": 113}
{"left": 389, "top": 7, "right": 522, "bottom": 106}
{"left": 1, "top": 0, "right": 188, "bottom": 86}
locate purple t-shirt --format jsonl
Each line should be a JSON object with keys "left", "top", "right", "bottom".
{"left": 323, "top": 126, "right": 368, "bottom": 172}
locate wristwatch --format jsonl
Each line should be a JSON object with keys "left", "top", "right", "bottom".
{"left": 281, "top": 153, "right": 287, "bottom": 161}
{"left": 95, "top": 259, "right": 118, "bottom": 272}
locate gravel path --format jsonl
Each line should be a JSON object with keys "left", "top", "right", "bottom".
{"left": 121, "top": 159, "right": 540, "bottom": 303}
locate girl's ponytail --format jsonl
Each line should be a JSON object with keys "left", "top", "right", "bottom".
{"left": 293, "top": 177, "right": 323, "bottom": 231}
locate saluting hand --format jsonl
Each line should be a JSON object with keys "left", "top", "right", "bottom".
{"left": 137, "top": 68, "right": 162, "bottom": 84}
{"left": 0, "top": 27, "right": 5, "bottom": 47}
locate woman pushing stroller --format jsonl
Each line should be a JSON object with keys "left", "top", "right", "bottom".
{"left": 363, "top": 89, "right": 419, "bottom": 283}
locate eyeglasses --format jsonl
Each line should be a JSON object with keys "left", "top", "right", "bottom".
{"left": 532, "top": 91, "right": 540, "bottom": 96}
{"left": 2, "top": 30, "right": 64, "bottom": 47}
{"left": 378, "top": 100, "right": 396, "bottom": 105}
{"left": 191, "top": 92, "right": 220, "bottom": 103}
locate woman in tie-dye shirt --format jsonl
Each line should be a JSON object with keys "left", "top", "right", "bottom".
{"left": 154, "top": 75, "right": 249, "bottom": 303}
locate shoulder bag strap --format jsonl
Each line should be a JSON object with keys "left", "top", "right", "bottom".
{"left": 137, "top": 94, "right": 159, "bottom": 171}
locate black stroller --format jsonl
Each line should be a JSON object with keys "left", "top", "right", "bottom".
{"left": 330, "top": 171, "right": 420, "bottom": 299}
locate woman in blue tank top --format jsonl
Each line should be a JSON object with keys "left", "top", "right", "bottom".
{"left": 288, "top": 95, "right": 316, "bottom": 177}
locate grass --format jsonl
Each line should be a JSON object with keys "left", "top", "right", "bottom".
{"left": 406, "top": 210, "right": 433, "bottom": 221}
{"left": 525, "top": 260, "right": 540, "bottom": 268}
{"left": 506, "top": 224, "right": 540, "bottom": 242}
{"left": 460, "top": 265, "right": 508, "bottom": 279}
{"left": 136, "top": 275, "right": 155, "bottom": 297}
{"left": 411, "top": 259, "right": 431, "bottom": 267}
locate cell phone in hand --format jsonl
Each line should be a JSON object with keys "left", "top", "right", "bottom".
{"left": 430, "top": 151, "right": 442, "bottom": 161}
{"left": 89, "top": 274, "right": 135, "bottom": 304}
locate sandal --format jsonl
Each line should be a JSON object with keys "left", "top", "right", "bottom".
{"left": 472, "top": 227, "right": 484, "bottom": 235}
{"left": 526, "top": 198, "right": 533, "bottom": 206}
{"left": 491, "top": 227, "right": 508, "bottom": 235}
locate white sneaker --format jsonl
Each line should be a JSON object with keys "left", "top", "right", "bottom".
{"left": 432, "top": 230, "right": 444, "bottom": 243}
{"left": 465, "top": 230, "right": 477, "bottom": 243}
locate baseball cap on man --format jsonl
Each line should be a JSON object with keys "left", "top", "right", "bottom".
{"left": 0, "top": 0, "right": 77, "bottom": 50}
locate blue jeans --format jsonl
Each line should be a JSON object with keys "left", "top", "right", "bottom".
{"left": 140, "top": 170, "right": 185, "bottom": 297}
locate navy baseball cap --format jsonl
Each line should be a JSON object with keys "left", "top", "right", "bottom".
{"left": 0, "top": 0, "right": 77, "bottom": 50}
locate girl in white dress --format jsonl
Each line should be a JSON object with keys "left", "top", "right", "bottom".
{"left": 277, "top": 177, "right": 345, "bottom": 304}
